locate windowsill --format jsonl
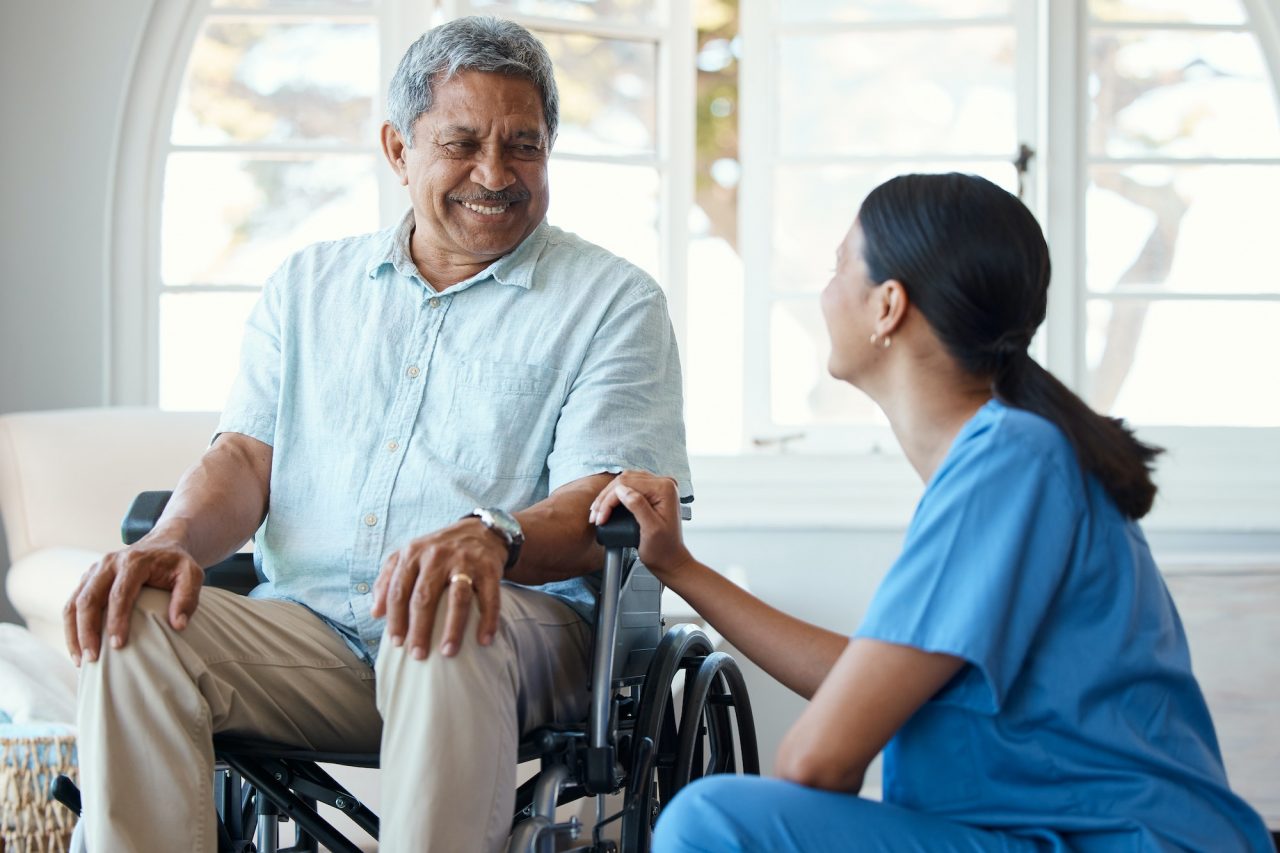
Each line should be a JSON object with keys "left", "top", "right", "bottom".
{"left": 686, "top": 427, "right": 1280, "bottom": 534}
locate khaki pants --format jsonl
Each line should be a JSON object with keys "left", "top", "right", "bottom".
{"left": 74, "top": 584, "right": 592, "bottom": 852}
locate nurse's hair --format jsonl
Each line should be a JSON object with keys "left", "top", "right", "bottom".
{"left": 858, "top": 173, "right": 1162, "bottom": 520}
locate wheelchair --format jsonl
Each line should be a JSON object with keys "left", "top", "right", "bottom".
{"left": 53, "top": 491, "right": 759, "bottom": 853}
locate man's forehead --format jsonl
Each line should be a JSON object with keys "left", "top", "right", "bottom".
{"left": 421, "top": 74, "right": 548, "bottom": 135}
{"left": 435, "top": 122, "right": 545, "bottom": 139}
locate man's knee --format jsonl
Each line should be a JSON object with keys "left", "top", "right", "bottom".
{"left": 376, "top": 598, "right": 514, "bottom": 703}
{"left": 81, "top": 587, "right": 211, "bottom": 695}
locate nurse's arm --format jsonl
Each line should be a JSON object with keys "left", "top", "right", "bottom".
{"left": 774, "top": 638, "right": 965, "bottom": 793}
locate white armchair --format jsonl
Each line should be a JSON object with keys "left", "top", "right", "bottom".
{"left": 0, "top": 408, "right": 219, "bottom": 654}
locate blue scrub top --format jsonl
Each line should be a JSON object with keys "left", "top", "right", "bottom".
{"left": 855, "top": 400, "right": 1271, "bottom": 852}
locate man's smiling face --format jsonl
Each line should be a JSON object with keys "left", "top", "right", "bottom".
{"left": 392, "top": 69, "right": 551, "bottom": 272}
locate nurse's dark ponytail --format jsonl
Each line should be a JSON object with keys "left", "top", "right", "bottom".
{"left": 858, "top": 173, "right": 1162, "bottom": 519}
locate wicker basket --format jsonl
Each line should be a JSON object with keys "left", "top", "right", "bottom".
{"left": 0, "top": 733, "right": 78, "bottom": 853}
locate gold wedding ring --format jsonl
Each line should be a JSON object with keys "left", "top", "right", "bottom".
{"left": 449, "top": 572, "right": 474, "bottom": 588}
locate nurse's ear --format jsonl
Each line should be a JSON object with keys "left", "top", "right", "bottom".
{"left": 872, "top": 278, "right": 909, "bottom": 341}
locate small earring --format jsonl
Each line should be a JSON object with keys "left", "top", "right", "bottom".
{"left": 869, "top": 333, "right": 878, "bottom": 346}
{"left": 882, "top": 335, "right": 892, "bottom": 349}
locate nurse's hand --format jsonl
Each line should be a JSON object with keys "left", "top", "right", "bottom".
{"left": 590, "top": 471, "right": 694, "bottom": 581}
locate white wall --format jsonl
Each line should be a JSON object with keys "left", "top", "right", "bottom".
{"left": 0, "top": 0, "right": 156, "bottom": 621}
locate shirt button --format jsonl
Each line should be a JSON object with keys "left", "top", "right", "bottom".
{"left": 386, "top": 440, "right": 399, "bottom": 452}
{"left": 354, "top": 582, "right": 370, "bottom": 594}
{"left": 406, "top": 365, "right": 421, "bottom": 378}
{"left": 364, "top": 513, "right": 378, "bottom": 526}
{"left": 429, "top": 297, "right": 441, "bottom": 309}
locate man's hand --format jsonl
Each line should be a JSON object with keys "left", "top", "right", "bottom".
{"left": 64, "top": 541, "right": 204, "bottom": 667}
{"left": 371, "top": 519, "right": 508, "bottom": 659}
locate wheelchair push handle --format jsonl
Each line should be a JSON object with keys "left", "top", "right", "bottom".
{"left": 594, "top": 497, "right": 692, "bottom": 551}
{"left": 594, "top": 505, "right": 640, "bottom": 549}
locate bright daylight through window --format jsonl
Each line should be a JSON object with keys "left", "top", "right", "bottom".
{"left": 151, "top": 0, "right": 1280, "bottom": 456}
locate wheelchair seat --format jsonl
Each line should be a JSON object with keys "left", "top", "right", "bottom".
{"left": 54, "top": 491, "right": 758, "bottom": 853}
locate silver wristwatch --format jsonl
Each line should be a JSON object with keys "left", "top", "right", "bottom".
{"left": 466, "top": 507, "right": 524, "bottom": 572}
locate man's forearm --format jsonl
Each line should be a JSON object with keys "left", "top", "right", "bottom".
{"left": 147, "top": 433, "right": 273, "bottom": 567}
{"left": 506, "top": 473, "right": 614, "bottom": 584}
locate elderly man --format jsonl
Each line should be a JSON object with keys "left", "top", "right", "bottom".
{"left": 65, "top": 17, "right": 690, "bottom": 852}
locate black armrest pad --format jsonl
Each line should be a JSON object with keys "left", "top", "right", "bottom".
{"left": 122, "top": 490, "right": 174, "bottom": 545}
{"left": 595, "top": 506, "right": 639, "bottom": 548}
{"left": 204, "top": 555, "right": 260, "bottom": 596}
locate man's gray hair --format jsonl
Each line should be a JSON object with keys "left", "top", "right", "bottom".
{"left": 387, "top": 16, "right": 559, "bottom": 147}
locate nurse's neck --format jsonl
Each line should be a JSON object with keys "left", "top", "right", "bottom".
{"left": 866, "top": 329, "right": 991, "bottom": 484}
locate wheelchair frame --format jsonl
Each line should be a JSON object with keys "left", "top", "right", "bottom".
{"left": 55, "top": 491, "right": 759, "bottom": 853}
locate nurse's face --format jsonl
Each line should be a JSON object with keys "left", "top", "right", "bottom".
{"left": 820, "top": 219, "right": 882, "bottom": 385}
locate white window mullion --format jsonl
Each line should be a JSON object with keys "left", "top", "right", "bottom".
{"left": 659, "top": 0, "right": 694, "bottom": 360}
{"left": 738, "top": 0, "right": 775, "bottom": 447}
{"left": 1043, "top": 0, "right": 1088, "bottom": 393}
{"left": 1247, "top": 0, "right": 1280, "bottom": 118}
{"left": 378, "top": 2, "right": 436, "bottom": 228}
{"left": 1014, "top": 0, "right": 1041, "bottom": 215}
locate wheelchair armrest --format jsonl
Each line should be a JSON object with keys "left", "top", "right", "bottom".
{"left": 122, "top": 490, "right": 174, "bottom": 545}
{"left": 121, "top": 489, "right": 261, "bottom": 595}
{"left": 204, "top": 554, "right": 260, "bottom": 597}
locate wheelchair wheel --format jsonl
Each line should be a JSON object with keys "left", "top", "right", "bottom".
{"left": 619, "top": 624, "right": 759, "bottom": 853}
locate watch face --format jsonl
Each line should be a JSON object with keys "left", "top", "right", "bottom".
{"left": 480, "top": 507, "right": 524, "bottom": 545}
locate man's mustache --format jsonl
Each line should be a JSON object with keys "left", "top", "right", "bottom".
{"left": 448, "top": 189, "right": 531, "bottom": 204}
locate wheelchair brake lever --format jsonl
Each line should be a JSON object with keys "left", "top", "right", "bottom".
{"left": 623, "top": 736, "right": 656, "bottom": 815}
{"left": 588, "top": 735, "right": 656, "bottom": 849}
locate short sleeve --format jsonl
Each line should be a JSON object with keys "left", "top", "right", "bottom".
{"left": 216, "top": 266, "right": 284, "bottom": 447}
{"left": 854, "top": 424, "right": 1083, "bottom": 714}
{"left": 546, "top": 282, "right": 692, "bottom": 499}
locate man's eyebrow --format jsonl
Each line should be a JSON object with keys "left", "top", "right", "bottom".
{"left": 510, "top": 129, "right": 545, "bottom": 142}
{"left": 438, "top": 124, "right": 478, "bottom": 137}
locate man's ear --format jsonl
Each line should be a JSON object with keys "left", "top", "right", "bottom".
{"left": 876, "top": 279, "right": 910, "bottom": 337}
{"left": 380, "top": 121, "right": 410, "bottom": 186}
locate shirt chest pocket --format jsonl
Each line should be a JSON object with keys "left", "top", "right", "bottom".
{"left": 438, "top": 359, "right": 567, "bottom": 480}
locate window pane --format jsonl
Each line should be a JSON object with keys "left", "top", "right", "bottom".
{"left": 548, "top": 160, "right": 659, "bottom": 277}
{"left": 771, "top": 301, "right": 885, "bottom": 426}
{"left": 159, "top": 292, "right": 261, "bottom": 412}
{"left": 686, "top": 231, "right": 745, "bottom": 454}
{"left": 538, "top": 31, "right": 657, "bottom": 156}
{"left": 162, "top": 154, "right": 378, "bottom": 286}
{"left": 1089, "top": 30, "right": 1280, "bottom": 158}
{"left": 212, "top": 0, "right": 371, "bottom": 7}
{"left": 779, "top": 29, "right": 1017, "bottom": 158}
{"left": 172, "top": 20, "right": 377, "bottom": 146}
{"left": 1089, "top": 0, "right": 1246, "bottom": 25}
{"left": 772, "top": 163, "right": 1019, "bottom": 293}
{"left": 1086, "top": 299, "right": 1280, "bottom": 426}
{"left": 471, "top": 0, "right": 655, "bottom": 24}
{"left": 780, "top": 0, "right": 1011, "bottom": 23}
{"left": 1087, "top": 165, "right": 1280, "bottom": 294}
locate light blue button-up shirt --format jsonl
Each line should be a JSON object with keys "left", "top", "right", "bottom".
{"left": 217, "top": 211, "right": 691, "bottom": 663}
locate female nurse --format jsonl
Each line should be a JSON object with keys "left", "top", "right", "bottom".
{"left": 590, "top": 173, "right": 1273, "bottom": 852}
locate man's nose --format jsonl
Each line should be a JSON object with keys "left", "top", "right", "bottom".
{"left": 471, "top": 147, "right": 516, "bottom": 191}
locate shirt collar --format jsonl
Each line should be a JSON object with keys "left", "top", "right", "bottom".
{"left": 365, "top": 208, "right": 549, "bottom": 292}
